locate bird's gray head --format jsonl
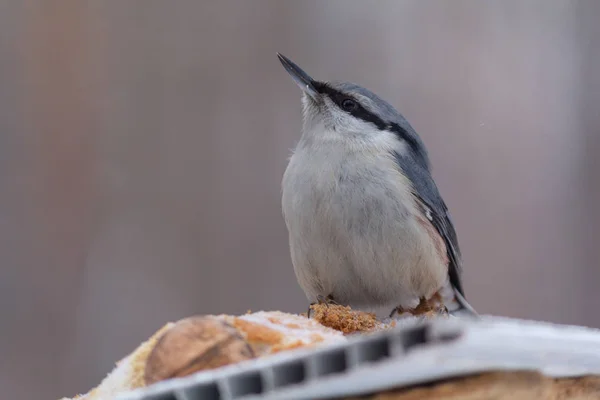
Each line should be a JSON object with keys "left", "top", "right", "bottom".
{"left": 277, "top": 53, "right": 430, "bottom": 169}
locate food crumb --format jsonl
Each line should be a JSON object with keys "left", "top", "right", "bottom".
{"left": 309, "top": 303, "right": 379, "bottom": 334}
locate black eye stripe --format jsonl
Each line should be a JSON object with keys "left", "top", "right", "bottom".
{"left": 313, "top": 82, "right": 423, "bottom": 158}
{"left": 315, "top": 83, "right": 387, "bottom": 130}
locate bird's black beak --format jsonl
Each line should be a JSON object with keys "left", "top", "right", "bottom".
{"left": 277, "top": 53, "right": 319, "bottom": 100}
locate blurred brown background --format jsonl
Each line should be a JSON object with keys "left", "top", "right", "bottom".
{"left": 1, "top": 1, "right": 599, "bottom": 398}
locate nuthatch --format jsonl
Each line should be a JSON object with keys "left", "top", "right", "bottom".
{"left": 277, "top": 53, "right": 476, "bottom": 318}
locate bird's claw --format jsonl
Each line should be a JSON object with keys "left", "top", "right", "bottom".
{"left": 389, "top": 306, "right": 402, "bottom": 318}
{"left": 389, "top": 296, "right": 444, "bottom": 319}
{"left": 307, "top": 294, "right": 337, "bottom": 318}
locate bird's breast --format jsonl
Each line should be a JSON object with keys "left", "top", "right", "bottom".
{"left": 282, "top": 146, "right": 416, "bottom": 227}
{"left": 282, "top": 146, "right": 448, "bottom": 306}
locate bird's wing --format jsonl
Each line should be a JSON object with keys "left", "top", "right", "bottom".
{"left": 414, "top": 195, "right": 463, "bottom": 295}
{"left": 392, "top": 152, "right": 475, "bottom": 314}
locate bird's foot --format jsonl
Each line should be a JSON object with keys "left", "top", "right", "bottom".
{"left": 389, "top": 294, "right": 447, "bottom": 319}
{"left": 389, "top": 306, "right": 407, "bottom": 318}
{"left": 307, "top": 294, "right": 337, "bottom": 318}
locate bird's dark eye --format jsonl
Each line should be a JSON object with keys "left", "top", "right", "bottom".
{"left": 341, "top": 98, "right": 357, "bottom": 111}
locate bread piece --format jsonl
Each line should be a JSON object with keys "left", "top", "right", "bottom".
{"left": 60, "top": 310, "right": 347, "bottom": 400}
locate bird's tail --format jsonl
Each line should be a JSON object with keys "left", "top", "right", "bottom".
{"left": 451, "top": 287, "right": 478, "bottom": 317}
{"left": 441, "top": 282, "right": 479, "bottom": 318}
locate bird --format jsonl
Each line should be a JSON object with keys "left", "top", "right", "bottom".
{"left": 276, "top": 53, "right": 477, "bottom": 318}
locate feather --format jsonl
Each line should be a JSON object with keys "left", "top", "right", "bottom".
{"left": 392, "top": 151, "right": 477, "bottom": 316}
